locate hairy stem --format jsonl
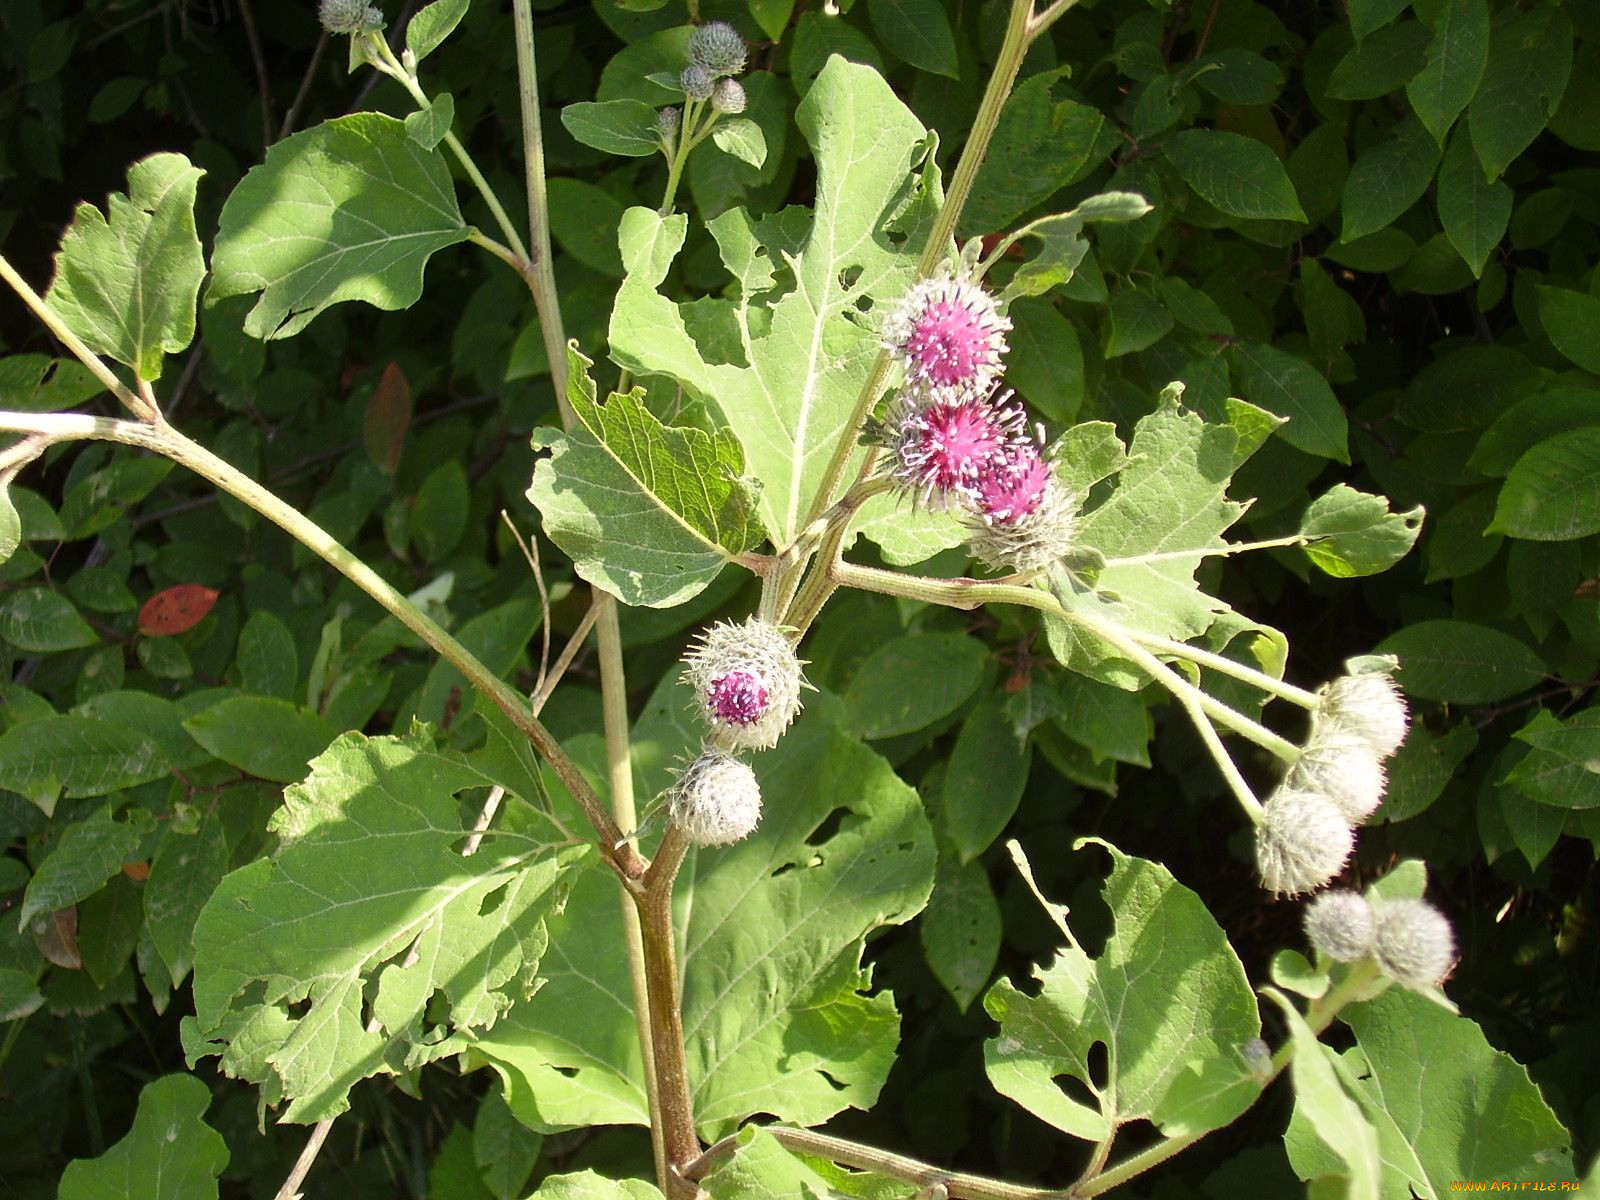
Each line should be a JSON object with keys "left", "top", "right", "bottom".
{"left": 635, "top": 824, "right": 700, "bottom": 1196}
{"left": 0, "top": 410, "right": 643, "bottom": 875}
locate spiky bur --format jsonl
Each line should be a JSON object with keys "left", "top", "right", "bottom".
{"left": 1255, "top": 787, "right": 1355, "bottom": 896}
{"left": 688, "top": 21, "right": 747, "bottom": 76}
{"left": 683, "top": 617, "right": 805, "bottom": 751}
{"left": 669, "top": 748, "right": 762, "bottom": 847}
{"left": 875, "top": 386, "right": 1028, "bottom": 508}
{"left": 1304, "top": 891, "right": 1376, "bottom": 962}
{"left": 1288, "top": 729, "right": 1386, "bottom": 825}
{"left": 711, "top": 78, "right": 747, "bottom": 114}
{"left": 680, "top": 64, "right": 715, "bottom": 102}
{"left": 965, "top": 442, "right": 1079, "bottom": 572}
{"left": 1371, "top": 898, "right": 1456, "bottom": 989}
{"left": 319, "top": 0, "right": 382, "bottom": 34}
{"left": 1319, "top": 669, "right": 1409, "bottom": 759}
{"left": 656, "top": 106, "right": 681, "bottom": 137}
{"left": 883, "top": 271, "right": 1011, "bottom": 395}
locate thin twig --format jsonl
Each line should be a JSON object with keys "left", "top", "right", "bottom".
{"left": 273, "top": 1118, "right": 334, "bottom": 1200}
{"left": 278, "top": 31, "right": 331, "bottom": 142}
{"left": 530, "top": 597, "right": 603, "bottom": 716}
{"left": 235, "top": 0, "right": 275, "bottom": 151}
{"left": 500, "top": 511, "right": 552, "bottom": 699}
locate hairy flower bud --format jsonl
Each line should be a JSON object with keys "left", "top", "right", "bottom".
{"left": 883, "top": 270, "right": 1011, "bottom": 395}
{"left": 965, "top": 443, "right": 1079, "bottom": 572}
{"left": 1255, "top": 786, "right": 1354, "bottom": 896}
{"left": 683, "top": 617, "right": 805, "bottom": 750}
{"left": 688, "top": 21, "right": 748, "bottom": 76}
{"left": 656, "top": 106, "right": 681, "bottom": 136}
{"left": 711, "top": 77, "right": 747, "bottom": 114}
{"left": 680, "top": 63, "right": 715, "bottom": 102}
{"left": 1320, "top": 669, "right": 1409, "bottom": 759}
{"left": 1371, "top": 898, "right": 1455, "bottom": 989}
{"left": 1290, "top": 729, "right": 1386, "bottom": 825}
{"left": 319, "top": 0, "right": 382, "bottom": 34}
{"left": 669, "top": 748, "right": 762, "bottom": 846}
{"left": 1304, "top": 890, "right": 1376, "bottom": 962}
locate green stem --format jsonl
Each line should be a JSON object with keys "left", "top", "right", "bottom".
{"left": 0, "top": 255, "right": 154, "bottom": 421}
{"left": 1125, "top": 628, "right": 1321, "bottom": 709}
{"left": 1098, "top": 534, "right": 1311, "bottom": 569}
{"left": 803, "top": 0, "right": 1046, "bottom": 529}
{"left": 686, "top": 1126, "right": 1064, "bottom": 1200}
{"left": 0, "top": 409, "right": 644, "bottom": 876}
{"left": 598, "top": 600, "right": 669, "bottom": 1191}
{"left": 779, "top": 476, "right": 892, "bottom": 635}
{"left": 365, "top": 34, "right": 533, "bottom": 266}
{"left": 512, "top": 0, "right": 572, "bottom": 418}
{"left": 634, "top": 824, "right": 700, "bottom": 1197}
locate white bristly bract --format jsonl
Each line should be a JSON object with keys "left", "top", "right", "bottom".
{"left": 1371, "top": 897, "right": 1456, "bottom": 989}
{"left": 1255, "top": 786, "right": 1355, "bottom": 896}
{"left": 319, "top": 0, "right": 382, "bottom": 34}
{"left": 1304, "top": 890, "right": 1377, "bottom": 962}
{"left": 688, "top": 21, "right": 747, "bottom": 76}
{"left": 1319, "top": 669, "right": 1409, "bottom": 760}
{"left": 669, "top": 747, "right": 762, "bottom": 847}
{"left": 1289, "top": 728, "right": 1387, "bottom": 825}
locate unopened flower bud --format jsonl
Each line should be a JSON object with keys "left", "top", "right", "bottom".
{"left": 319, "top": 0, "right": 382, "bottom": 34}
{"left": 656, "top": 106, "right": 681, "bottom": 136}
{"left": 680, "top": 64, "right": 715, "bottom": 102}
{"left": 1290, "top": 729, "right": 1386, "bottom": 825}
{"left": 1320, "top": 670, "right": 1409, "bottom": 759}
{"left": 683, "top": 617, "right": 806, "bottom": 750}
{"left": 711, "top": 77, "right": 747, "bottom": 114}
{"left": 669, "top": 748, "right": 762, "bottom": 846}
{"left": 1371, "top": 898, "right": 1455, "bottom": 989}
{"left": 1255, "top": 786, "right": 1354, "bottom": 896}
{"left": 688, "top": 21, "right": 747, "bottom": 76}
{"left": 1304, "top": 890, "right": 1376, "bottom": 962}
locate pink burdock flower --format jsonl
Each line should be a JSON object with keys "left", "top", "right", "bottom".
{"left": 965, "top": 441, "right": 1078, "bottom": 572}
{"left": 879, "top": 386, "right": 1027, "bottom": 507}
{"left": 705, "top": 669, "right": 768, "bottom": 727}
{"left": 683, "top": 616, "right": 805, "bottom": 750}
{"left": 884, "top": 271, "right": 1011, "bottom": 394}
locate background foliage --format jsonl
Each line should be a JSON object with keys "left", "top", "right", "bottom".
{"left": 0, "top": 0, "right": 1595, "bottom": 1195}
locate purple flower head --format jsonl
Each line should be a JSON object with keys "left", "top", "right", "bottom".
{"left": 974, "top": 442, "right": 1052, "bottom": 525}
{"left": 883, "top": 389, "right": 1026, "bottom": 506}
{"left": 884, "top": 272, "right": 1010, "bottom": 395}
{"left": 706, "top": 670, "right": 769, "bottom": 727}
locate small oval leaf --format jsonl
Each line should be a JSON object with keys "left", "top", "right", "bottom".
{"left": 138, "top": 584, "right": 219, "bottom": 636}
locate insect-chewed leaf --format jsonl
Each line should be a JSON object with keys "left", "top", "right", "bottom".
{"left": 182, "top": 728, "right": 587, "bottom": 1122}
{"left": 984, "top": 841, "right": 1261, "bottom": 1143}
{"left": 609, "top": 58, "right": 938, "bottom": 543}
{"left": 471, "top": 685, "right": 935, "bottom": 1138}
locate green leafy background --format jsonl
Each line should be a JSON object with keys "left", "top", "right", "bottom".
{"left": 0, "top": 0, "right": 1595, "bottom": 1195}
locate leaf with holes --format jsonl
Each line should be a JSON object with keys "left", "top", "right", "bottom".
{"left": 472, "top": 687, "right": 935, "bottom": 1138}
{"left": 983, "top": 841, "right": 1259, "bottom": 1143}
{"left": 182, "top": 728, "right": 586, "bottom": 1122}
{"left": 608, "top": 58, "right": 937, "bottom": 542}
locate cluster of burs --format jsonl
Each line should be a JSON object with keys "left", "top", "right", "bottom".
{"left": 655, "top": 21, "right": 748, "bottom": 143}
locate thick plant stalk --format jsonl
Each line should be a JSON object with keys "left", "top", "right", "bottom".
{"left": 0, "top": 409, "right": 643, "bottom": 877}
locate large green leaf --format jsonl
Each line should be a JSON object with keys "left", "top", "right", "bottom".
{"left": 1377, "top": 619, "right": 1545, "bottom": 704}
{"left": 942, "top": 693, "right": 1031, "bottom": 863}
{"left": 0, "top": 714, "right": 170, "bottom": 815}
{"left": 1534, "top": 285, "right": 1600, "bottom": 376}
{"left": 1049, "top": 390, "right": 1274, "bottom": 684}
{"left": 866, "top": 0, "right": 957, "bottom": 78}
{"left": 1467, "top": 5, "right": 1572, "bottom": 182}
{"left": 17, "top": 807, "right": 154, "bottom": 931}
{"left": 1490, "top": 427, "right": 1600, "bottom": 541}
{"left": 0, "top": 586, "right": 97, "bottom": 652}
{"left": 609, "top": 59, "right": 936, "bottom": 543}
{"left": 1436, "top": 123, "right": 1509, "bottom": 277}
{"left": 1506, "top": 708, "right": 1600, "bottom": 810}
{"left": 208, "top": 113, "right": 470, "bottom": 339}
{"left": 1340, "top": 115, "right": 1441, "bottom": 242}
{"left": 1270, "top": 990, "right": 1381, "bottom": 1200}
{"left": 840, "top": 631, "right": 988, "bottom": 739}
{"left": 182, "top": 729, "right": 585, "bottom": 1121}
{"left": 45, "top": 152, "right": 205, "bottom": 381}
{"left": 474, "top": 690, "right": 935, "bottom": 1138}
{"left": 1295, "top": 988, "right": 1576, "bottom": 1192}
{"left": 526, "top": 345, "right": 762, "bottom": 607}
{"left": 1405, "top": 0, "right": 1489, "bottom": 143}
{"left": 526, "top": 1173, "right": 663, "bottom": 1200}
{"left": 984, "top": 842, "right": 1260, "bottom": 1142}
{"left": 57, "top": 1075, "right": 228, "bottom": 1200}
{"left": 1230, "top": 342, "right": 1349, "bottom": 462}
{"left": 1299, "top": 484, "right": 1424, "bottom": 577}
{"left": 182, "top": 694, "right": 338, "bottom": 783}
{"left": 921, "top": 855, "right": 1001, "bottom": 1014}
{"left": 1163, "top": 129, "right": 1304, "bottom": 222}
